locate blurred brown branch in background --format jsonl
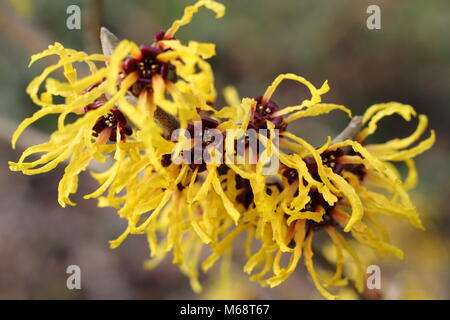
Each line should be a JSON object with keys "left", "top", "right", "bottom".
{"left": 85, "top": 0, "right": 104, "bottom": 53}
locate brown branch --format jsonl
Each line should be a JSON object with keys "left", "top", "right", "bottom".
{"left": 331, "top": 115, "right": 363, "bottom": 144}
{"left": 85, "top": 0, "right": 104, "bottom": 53}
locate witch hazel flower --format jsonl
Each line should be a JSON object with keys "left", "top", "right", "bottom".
{"left": 9, "top": 0, "right": 435, "bottom": 299}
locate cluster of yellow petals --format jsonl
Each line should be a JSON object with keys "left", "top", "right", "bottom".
{"left": 9, "top": 0, "right": 435, "bottom": 299}
{"left": 205, "top": 76, "right": 434, "bottom": 299}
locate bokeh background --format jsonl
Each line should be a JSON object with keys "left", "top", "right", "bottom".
{"left": 0, "top": 0, "right": 448, "bottom": 299}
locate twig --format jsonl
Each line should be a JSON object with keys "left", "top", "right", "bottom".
{"left": 85, "top": 0, "right": 103, "bottom": 53}
{"left": 331, "top": 115, "right": 363, "bottom": 144}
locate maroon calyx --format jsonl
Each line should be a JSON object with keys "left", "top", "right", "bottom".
{"left": 189, "top": 117, "right": 224, "bottom": 172}
{"left": 284, "top": 147, "right": 367, "bottom": 182}
{"left": 281, "top": 167, "right": 337, "bottom": 232}
{"left": 121, "top": 44, "right": 176, "bottom": 96}
{"left": 83, "top": 78, "right": 105, "bottom": 94}
{"left": 282, "top": 166, "right": 299, "bottom": 185}
{"left": 281, "top": 147, "right": 368, "bottom": 233}
{"left": 154, "top": 29, "right": 166, "bottom": 42}
{"left": 321, "top": 148, "right": 346, "bottom": 175}
{"left": 251, "top": 96, "right": 287, "bottom": 131}
{"left": 235, "top": 175, "right": 253, "bottom": 208}
{"left": 161, "top": 153, "right": 172, "bottom": 167}
{"left": 88, "top": 106, "right": 132, "bottom": 142}
{"left": 295, "top": 188, "right": 337, "bottom": 234}
{"left": 164, "top": 116, "right": 224, "bottom": 172}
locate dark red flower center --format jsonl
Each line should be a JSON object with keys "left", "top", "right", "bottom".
{"left": 251, "top": 96, "right": 287, "bottom": 131}
{"left": 85, "top": 101, "right": 132, "bottom": 142}
{"left": 122, "top": 44, "right": 176, "bottom": 96}
{"left": 281, "top": 147, "right": 367, "bottom": 231}
{"left": 161, "top": 117, "right": 224, "bottom": 172}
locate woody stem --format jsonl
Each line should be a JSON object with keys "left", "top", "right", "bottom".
{"left": 331, "top": 116, "right": 363, "bottom": 144}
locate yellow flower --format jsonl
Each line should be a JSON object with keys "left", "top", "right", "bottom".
{"left": 197, "top": 74, "right": 434, "bottom": 299}
{"left": 9, "top": 0, "right": 224, "bottom": 208}
{"left": 9, "top": 0, "right": 435, "bottom": 300}
{"left": 8, "top": 42, "right": 140, "bottom": 206}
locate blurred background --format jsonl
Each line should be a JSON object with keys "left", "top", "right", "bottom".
{"left": 0, "top": 0, "right": 448, "bottom": 299}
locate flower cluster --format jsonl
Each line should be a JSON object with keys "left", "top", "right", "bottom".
{"left": 9, "top": 0, "right": 435, "bottom": 299}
